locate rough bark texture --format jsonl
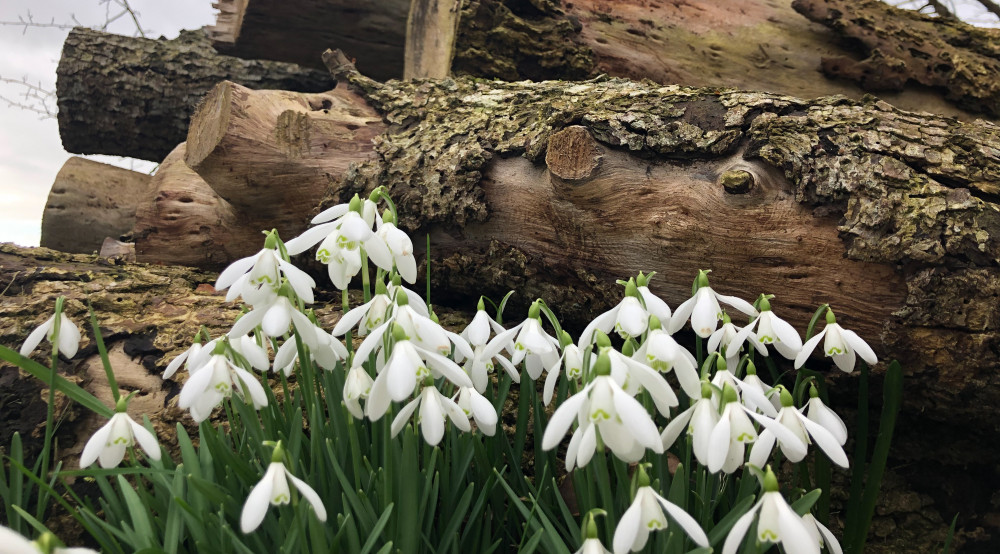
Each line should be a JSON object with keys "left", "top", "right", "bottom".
{"left": 314, "top": 56, "right": 1000, "bottom": 550}
{"left": 56, "top": 27, "right": 335, "bottom": 161}
{"left": 208, "top": 0, "right": 411, "bottom": 81}
{"left": 794, "top": 0, "right": 1000, "bottom": 117}
{"left": 40, "top": 158, "right": 153, "bottom": 254}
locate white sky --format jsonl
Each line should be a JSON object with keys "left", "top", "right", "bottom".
{"left": 0, "top": 0, "right": 216, "bottom": 247}
{"left": 0, "top": 1, "right": 996, "bottom": 248}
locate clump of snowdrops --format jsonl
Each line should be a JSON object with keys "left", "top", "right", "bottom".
{"left": 1, "top": 188, "right": 902, "bottom": 554}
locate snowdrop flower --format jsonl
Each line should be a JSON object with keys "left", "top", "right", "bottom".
{"left": 668, "top": 270, "right": 757, "bottom": 338}
{"left": 730, "top": 295, "right": 802, "bottom": 360}
{"left": 578, "top": 280, "right": 650, "bottom": 345}
{"left": 802, "top": 513, "right": 844, "bottom": 554}
{"left": 710, "top": 357, "right": 778, "bottom": 418}
{"left": 391, "top": 384, "right": 471, "bottom": 445}
{"left": 364, "top": 323, "right": 473, "bottom": 420}
{"left": 749, "top": 387, "right": 848, "bottom": 469}
{"left": 613, "top": 466, "right": 709, "bottom": 553}
{"left": 332, "top": 280, "right": 394, "bottom": 337}
{"left": 794, "top": 309, "right": 877, "bottom": 373}
{"left": 488, "top": 301, "right": 560, "bottom": 380}
{"left": 708, "top": 312, "right": 765, "bottom": 369}
{"left": 576, "top": 538, "right": 612, "bottom": 554}
{"left": 215, "top": 231, "right": 316, "bottom": 306}
{"left": 273, "top": 328, "right": 348, "bottom": 375}
{"left": 804, "top": 385, "right": 848, "bottom": 446}
{"left": 604, "top": 344, "right": 679, "bottom": 417}
{"left": 542, "top": 352, "right": 663, "bottom": 468}
{"left": 20, "top": 299, "right": 80, "bottom": 359}
{"left": 740, "top": 361, "right": 781, "bottom": 413}
{"left": 0, "top": 525, "right": 99, "bottom": 554}
{"left": 634, "top": 316, "right": 700, "bottom": 398}
{"left": 456, "top": 386, "right": 498, "bottom": 436}
{"left": 376, "top": 214, "right": 417, "bottom": 283}
{"left": 240, "top": 442, "right": 326, "bottom": 533}
{"left": 543, "top": 331, "right": 588, "bottom": 405}
{"left": 660, "top": 383, "right": 719, "bottom": 466}
{"left": 723, "top": 467, "right": 820, "bottom": 554}
{"left": 285, "top": 194, "right": 393, "bottom": 289}
{"left": 458, "top": 300, "right": 519, "bottom": 393}
{"left": 343, "top": 366, "right": 374, "bottom": 419}
{"left": 80, "top": 401, "right": 160, "bottom": 468}
{"left": 709, "top": 384, "right": 809, "bottom": 474}
{"left": 178, "top": 348, "right": 268, "bottom": 423}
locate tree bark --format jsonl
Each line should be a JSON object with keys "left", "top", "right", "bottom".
{"left": 55, "top": 27, "right": 335, "bottom": 161}
{"left": 40, "top": 157, "right": 153, "bottom": 254}
{"left": 794, "top": 0, "right": 1000, "bottom": 117}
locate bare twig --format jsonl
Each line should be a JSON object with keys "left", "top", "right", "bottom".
{"left": 0, "top": 11, "right": 81, "bottom": 34}
{"left": 0, "top": 76, "right": 56, "bottom": 118}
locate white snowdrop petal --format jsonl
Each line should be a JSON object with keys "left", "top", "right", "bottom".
{"left": 21, "top": 317, "right": 55, "bottom": 357}
{"left": 127, "top": 417, "right": 161, "bottom": 460}
{"left": 98, "top": 443, "right": 128, "bottom": 469}
{"left": 285, "top": 469, "right": 327, "bottom": 521}
{"left": 748, "top": 428, "right": 776, "bottom": 468}
{"left": 215, "top": 254, "right": 257, "bottom": 291}
{"left": 310, "top": 203, "right": 350, "bottom": 225}
{"left": 656, "top": 492, "right": 711, "bottom": 547}
{"left": 542, "top": 389, "right": 589, "bottom": 450}
{"left": 285, "top": 222, "right": 337, "bottom": 254}
{"left": 797, "top": 412, "right": 850, "bottom": 468}
{"left": 579, "top": 307, "right": 618, "bottom": 348}
{"left": 279, "top": 260, "right": 316, "bottom": 304}
{"left": 716, "top": 293, "right": 758, "bottom": 317}
{"left": 419, "top": 390, "right": 446, "bottom": 445}
{"left": 668, "top": 294, "right": 697, "bottom": 334}
{"left": 722, "top": 506, "right": 758, "bottom": 554}
{"left": 58, "top": 315, "right": 81, "bottom": 358}
{"left": 79, "top": 419, "right": 115, "bottom": 468}
{"left": 842, "top": 329, "right": 878, "bottom": 365}
{"left": 771, "top": 315, "right": 803, "bottom": 351}
{"left": 178, "top": 361, "right": 218, "bottom": 409}
{"left": 612, "top": 496, "right": 643, "bottom": 554}
{"left": 776, "top": 499, "right": 821, "bottom": 554}
{"left": 233, "top": 366, "right": 270, "bottom": 409}
{"left": 832, "top": 348, "right": 856, "bottom": 373}
{"left": 639, "top": 286, "right": 671, "bottom": 320}
{"left": 240, "top": 465, "right": 278, "bottom": 533}
{"left": 794, "top": 330, "right": 827, "bottom": 369}
{"left": 660, "top": 405, "right": 694, "bottom": 450}
{"left": 806, "top": 398, "right": 848, "bottom": 445}
{"left": 707, "top": 410, "right": 732, "bottom": 473}
{"left": 390, "top": 396, "right": 422, "bottom": 437}
{"left": 440, "top": 393, "right": 473, "bottom": 432}
{"left": 611, "top": 387, "right": 662, "bottom": 452}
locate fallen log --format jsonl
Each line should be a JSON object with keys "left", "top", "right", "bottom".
{"left": 40, "top": 157, "right": 153, "bottom": 254}
{"left": 56, "top": 27, "right": 336, "bottom": 161}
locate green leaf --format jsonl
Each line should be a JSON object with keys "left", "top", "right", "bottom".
{"left": 359, "top": 503, "right": 394, "bottom": 554}
{"left": 790, "top": 488, "right": 822, "bottom": 516}
{"left": 0, "top": 345, "right": 113, "bottom": 417}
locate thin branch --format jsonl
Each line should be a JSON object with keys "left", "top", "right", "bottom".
{"left": 0, "top": 76, "right": 56, "bottom": 118}
{"left": 0, "top": 11, "right": 81, "bottom": 34}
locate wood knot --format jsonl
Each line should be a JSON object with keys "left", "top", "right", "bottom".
{"left": 545, "top": 125, "right": 603, "bottom": 182}
{"left": 720, "top": 170, "right": 754, "bottom": 194}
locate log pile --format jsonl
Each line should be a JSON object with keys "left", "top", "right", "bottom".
{"left": 13, "top": 0, "right": 1000, "bottom": 550}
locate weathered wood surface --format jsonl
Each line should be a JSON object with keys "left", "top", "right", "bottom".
{"left": 404, "top": 0, "right": 464, "bottom": 79}
{"left": 40, "top": 157, "right": 153, "bottom": 254}
{"left": 56, "top": 27, "right": 335, "bottom": 161}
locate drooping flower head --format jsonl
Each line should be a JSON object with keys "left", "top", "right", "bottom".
{"left": 20, "top": 296, "right": 81, "bottom": 359}
{"left": 612, "top": 465, "right": 709, "bottom": 553}
{"left": 240, "top": 441, "right": 326, "bottom": 533}
{"left": 80, "top": 397, "right": 161, "bottom": 469}
{"left": 669, "top": 270, "right": 757, "bottom": 338}
{"left": 723, "top": 467, "right": 821, "bottom": 554}
{"left": 794, "top": 308, "right": 877, "bottom": 373}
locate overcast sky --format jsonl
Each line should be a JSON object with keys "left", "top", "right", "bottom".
{"left": 1, "top": 1, "right": 997, "bottom": 248}
{"left": 0, "top": 0, "right": 216, "bottom": 247}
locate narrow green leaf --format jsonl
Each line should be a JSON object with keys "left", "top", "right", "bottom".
{"left": 359, "top": 503, "right": 394, "bottom": 554}
{"left": 0, "top": 345, "right": 113, "bottom": 417}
